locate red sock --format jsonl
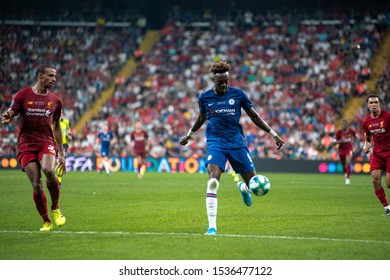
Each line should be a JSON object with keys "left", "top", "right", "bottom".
{"left": 46, "top": 179, "right": 60, "bottom": 210}
{"left": 33, "top": 191, "right": 50, "bottom": 223}
{"left": 375, "top": 188, "right": 389, "bottom": 206}
{"left": 346, "top": 165, "right": 351, "bottom": 179}
{"left": 138, "top": 164, "right": 141, "bottom": 174}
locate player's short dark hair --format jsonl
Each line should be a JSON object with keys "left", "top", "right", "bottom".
{"left": 36, "top": 64, "right": 55, "bottom": 77}
{"left": 366, "top": 93, "right": 380, "bottom": 103}
{"left": 209, "top": 61, "right": 231, "bottom": 74}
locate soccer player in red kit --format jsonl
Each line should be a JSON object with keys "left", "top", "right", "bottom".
{"left": 334, "top": 119, "right": 357, "bottom": 185}
{"left": 131, "top": 121, "right": 148, "bottom": 179}
{"left": 362, "top": 93, "right": 390, "bottom": 216}
{"left": 1, "top": 64, "right": 66, "bottom": 231}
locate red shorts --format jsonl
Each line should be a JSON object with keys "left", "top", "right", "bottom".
{"left": 338, "top": 149, "right": 352, "bottom": 157}
{"left": 338, "top": 149, "right": 352, "bottom": 164}
{"left": 134, "top": 150, "right": 146, "bottom": 158}
{"left": 370, "top": 150, "right": 390, "bottom": 173}
{"left": 17, "top": 143, "right": 57, "bottom": 170}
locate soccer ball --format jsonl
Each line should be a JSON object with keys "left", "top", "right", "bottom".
{"left": 249, "top": 175, "right": 270, "bottom": 196}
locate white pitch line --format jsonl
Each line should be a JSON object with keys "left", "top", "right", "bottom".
{"left": 0, "top": 230, "right": 390, "bottom": 245}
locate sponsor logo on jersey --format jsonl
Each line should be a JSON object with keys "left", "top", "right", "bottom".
{"left": 25, "top": 107, "right": 51, "bottom": 117}
{"left": 369, "top": 128, "right": 386, "bottom": 135}
{"left": 213, "top": 108, "right": 236, "bottom": 115}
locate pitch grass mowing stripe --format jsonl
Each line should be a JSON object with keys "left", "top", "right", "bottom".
{"left": 1, "top": 230, "right": 390, "bottom": 245}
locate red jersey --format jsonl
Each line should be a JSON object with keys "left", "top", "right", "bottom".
{"left": 335, "top": 128, "right": 356, "bottom": 152}
{"left": 10, "top": 87, "right": 62, "bottom": 150}
{"left": 362, "top": 110, "right": 390, "bottom": 153}
{"left": 131, "top": 130, "right": 148, "bottom": 154}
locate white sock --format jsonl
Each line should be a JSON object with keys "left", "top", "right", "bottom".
{"left": 206, "top": 178, "right": 219, "bottom": 230}
{"left": 103, "top": 161, "right": 110, "bottom": 174}
{"left": 238, "top": 182, "right": 250, "bottom": 193}
{"left": 225, "top": 166, "right": 232, "bottom": 174}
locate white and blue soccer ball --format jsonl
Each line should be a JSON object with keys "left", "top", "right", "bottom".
{"left": 249, "top": 175, "right": 270, "bottom": 196}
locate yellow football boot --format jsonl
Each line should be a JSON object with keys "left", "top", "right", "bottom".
{"left": 52, "top": 209, "right": 66, "bottom": 227}
{"left": 40, "top": 222, "right": 53, "bottom": 232}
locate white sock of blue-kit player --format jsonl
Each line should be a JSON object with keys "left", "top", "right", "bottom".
{"left": 206, "top": 178, "right": 219, "bottom": 230}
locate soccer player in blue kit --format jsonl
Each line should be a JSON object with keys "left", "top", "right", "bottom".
{"left": 97, "top": 124, "right": 116, "bottom": 176}
{"left": 180, "top": 61, "right": 284, "bottom": 235}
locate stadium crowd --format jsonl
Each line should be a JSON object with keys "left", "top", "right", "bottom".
{"left": 1, "top": 9, "right": 389, "bottom": 162}
{"left": 0, "top": 20, "right": 146, "bottom": 156}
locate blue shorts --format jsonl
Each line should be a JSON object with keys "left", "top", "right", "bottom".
{"left": 206, "top": 146, "right": 255, "bottom": 174}
{"left": 101, "top": 149, "right": 110, "bottom": 157}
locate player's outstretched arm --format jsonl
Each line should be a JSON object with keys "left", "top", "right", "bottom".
{"left": 0, "top": 109, "right": 15, "bottom": 126}
{"left": 180, "top": 112, "right": 206, "bottom": 146}
{"left": 246, "top": 107, "right": 285, "bottom": 150}
{"left": 363, "top": 133, "right": 372, "bottom": 154}
{"left": 273, "top": 135, "right": 285, "bottom": 150}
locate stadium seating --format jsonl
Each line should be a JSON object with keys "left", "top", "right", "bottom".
{"left": 77, "top": 10, "right": 388, "bottom": 160}
{"left": 1, "top": 9, "right": 389, "bottom": 161}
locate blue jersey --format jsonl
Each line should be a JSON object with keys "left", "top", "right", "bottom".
{"left": 98, "top": 131, "right": 114, "bottom": 156}
{"left": 198, "top": 86, "right": 253, "bottom": 149}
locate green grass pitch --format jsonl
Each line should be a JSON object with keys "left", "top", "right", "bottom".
{"left": 0, "top": 170, "right": 389, "bottom": 260}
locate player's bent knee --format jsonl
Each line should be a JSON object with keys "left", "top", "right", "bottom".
{"left": 207, "top": 178, "right": 219, "bottom": 193}
{"left": 41, "top": 168, "right": 56, "bottom": 180}
{"left": 32, "top": 184, "right": 44, "bottom": 192}
{"left": 41, "top": 166, "right": 53, "bottom": 174}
